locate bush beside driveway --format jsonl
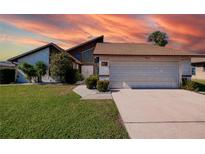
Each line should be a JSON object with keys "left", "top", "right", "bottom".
{"left": 192, "top": 79, "right": 205, "bottom": 93}
{"left": 0, "top": 84, "right": 128, "bottom": 139}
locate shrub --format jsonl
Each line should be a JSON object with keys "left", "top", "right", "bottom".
{"left": 77, "top": 72, "right": 84, "bottom": 81}
{"left": 181, "top": 80, "right": 198, "bottom": 91}
{"left": 50, "top": 52, "right": 73, "bottom": 82}
{"left": 85, "top": 75, "right": 98, "bottom": 89}
{"left": 0, "top": 69, "right": 16, "bottom": 84}
{"left": 97, "top": 80, "right": 109, "bottom": 92}
{"left": 65, "top": 69, "right": 83, "bottom": 84}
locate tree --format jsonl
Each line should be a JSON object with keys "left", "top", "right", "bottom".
{"left": 148, "top": 31, "right": 168, "bottom": 47}
{"left": 65, "top": 69, "right": 83, "bottom": 84}
{"left": 35, "top": 61, "right": 47, "bottom": 82}
{"left": 50, "top": 52, "right": 73, "bottom": 82}
{"left": 18, "top": 62, "right": 37, "bottom": 82}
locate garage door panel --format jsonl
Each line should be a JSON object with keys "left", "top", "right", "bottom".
{"left": 110, "top": 78, "right": 177, "bottom": 82}
{"left": 110, "top": 61, "right": 179, "bottom": 88}
{"left": 111, "top": 72, "right": 177, "bottom": 77}
{"left": 110, "top": 81, "right": 178, "bottom": 89}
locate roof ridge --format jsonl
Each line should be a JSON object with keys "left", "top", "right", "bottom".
{"left": 7, "top": 42, "right": 81, "bottom": 64}
{"left": 7, "top": 43, "right": 54, "bottom": 61}
{"left": 66, "top": 35, "right": 104, "bottom": 51}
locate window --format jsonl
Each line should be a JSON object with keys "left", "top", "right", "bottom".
{"left": 192, "top": 67, "right": 196, "bottom": 75}
{"left": 101, "top": 61, "right": 108, "bottom": 66}
{"left": 74, "top": 52, "right": 81, "bottom": 61}
{"left": 81, "top": 48, "right": 93, "bottom": 63}
{"left": 94, "top": 57, "right": 99, "bottom": 63}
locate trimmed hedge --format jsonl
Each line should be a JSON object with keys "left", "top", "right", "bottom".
{"left": 97, "top": 80, "right": 109, "bottom": 92}
{"left": 181, "top": 80, "right": 198, "bottom": 91}
{"left": 85, "top": 75, "right": 98, "bottom": 89}
{"left": 0, "top": 69, "right": 16, "bottom": 84}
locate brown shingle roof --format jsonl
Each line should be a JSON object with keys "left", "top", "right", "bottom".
{"left": 191, "top": 58, "right": 205, "bottom": 64}
{"left": 94, "top": 43, "right": 205, "bottom": 57}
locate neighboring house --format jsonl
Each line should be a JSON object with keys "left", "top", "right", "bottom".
{"left": 66, "top": 35, "right": 104, "bottom": 78}
{"left": 191, "top": 58, "right": 205, "bottom": 80}
{"left": 0, "top": 61, "right": 17, "bottom": 83}
{"left": 93, "top": 43, "right": 205, "bottom": 89}
{"left": 0, "top": 61, "right": 16, "bottom": 69}
{"left": 8, "top": 43, "right": 81, "bottom": 83}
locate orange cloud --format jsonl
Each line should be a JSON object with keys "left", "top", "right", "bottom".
{"left": 73, "top": 15, "right": 150, "bottom": 42}
{"left": 0, "top": 15, "right": 89, "bottom": 47}
{"left": 0, "top": 33, "right": 45, "bottom": 46}
{"left": 0, "top": 15, "right": 151, "bottom": 46}
{"left": 0, "top": 14, "right": 205, "bottom": 56}
{"left": 150, "top": 15, "right": 205, "bottom": 53}
{"left": 152, "top": 15, "right": 205, "bottom": 37}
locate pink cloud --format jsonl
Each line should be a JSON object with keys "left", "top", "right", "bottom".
{"left": 0, "top": 14, "right": 205, "bottom": 54}
{"left": 150, "top": 15, "right": 205, "bottom": 53}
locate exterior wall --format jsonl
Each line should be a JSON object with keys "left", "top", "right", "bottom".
{"left": 72, "top": 62, "right": 79, "bottom": 70}
{"left": 17, "top": 47, "right": 50, "bottom": 65}
{"left": 81, "top": 65, "right": 93, "bottom": 78}
{"left": 16, "top": 69, "right": 29, "bottom": 83}
{"left": 16, "top": 47, "right": 54, "bottom": 83}
{"left": 192, "top": 66, "right": 205, "bottom": 79}
{"left": 99, "top": 61, "right": 109, "bottom": 76}
{"left": 179, "top": 58, "right": 192, "bottom": 82}
{"left": 97, "top": 55, "right": 191, "bottom": 87}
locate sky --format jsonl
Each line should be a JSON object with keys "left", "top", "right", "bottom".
{"left": 0, "top": 14, "right": 205, "bottom": 60}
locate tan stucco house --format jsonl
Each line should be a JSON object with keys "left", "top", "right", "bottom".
{"left": 7, "top": 35, "right": 205, "bottom": 87}
{"left": 191, "top": 58, "right": 205, "bottom": 80}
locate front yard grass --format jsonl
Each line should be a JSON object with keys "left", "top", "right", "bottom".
{"left": 0, "top": 84, "right": 128, "bottom": 139}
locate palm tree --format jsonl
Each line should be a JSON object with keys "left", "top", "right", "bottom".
{"left": 35, "top": 61, "right": 47, "bottom": 82}
{"left": 148, "top": 31, "right": 168, "bottom": 47}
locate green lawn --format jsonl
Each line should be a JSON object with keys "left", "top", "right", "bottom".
{"left": 192, "top": 79, "right": 205, "bottom": 92}
{"left": 0, "top": 85, "right": 128, "bottom": 139}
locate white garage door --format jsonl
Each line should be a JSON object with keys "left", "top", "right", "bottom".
{"left": 110, "top": 61, "right": 179, "bottom": 88}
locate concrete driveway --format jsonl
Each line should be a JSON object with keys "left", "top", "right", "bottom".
{"left": 112, "top": 89, "right": 205, "bottom": 139}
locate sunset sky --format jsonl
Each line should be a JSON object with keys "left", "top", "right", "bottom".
{"left": 0, "top": 14, "right": 205, "bottom": 60}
